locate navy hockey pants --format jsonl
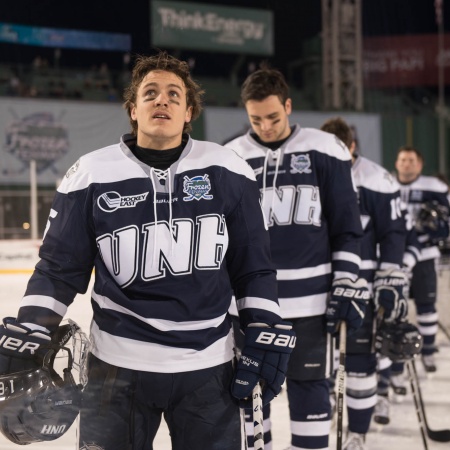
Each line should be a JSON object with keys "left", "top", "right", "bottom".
{"left": 410, "top": 258, "right": 439, "bottom": 354}
{"left": 78, "top": 354, "right": 243, "bottom": 450}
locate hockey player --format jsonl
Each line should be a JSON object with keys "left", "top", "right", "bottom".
{"left": 374, "top": 207, "right": 421, "bottom": 426}
{"left": 225, "top": 66, "right": 368, "bottom": 450}
{"left": 395, "top": 146, "right": 450, "bottom": 372}
{"left": 321, "top": 117, "right": 408, "bottom": 450}
{"left": 0, "top": 52, "right": 295, "bottom": 450}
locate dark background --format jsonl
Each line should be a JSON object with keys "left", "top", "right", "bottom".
{"left": 1, "top": 0, "right": 447, "bottom": 79}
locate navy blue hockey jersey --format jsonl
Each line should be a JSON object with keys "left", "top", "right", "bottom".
{"left": 226, "top": 125, "right": 363, "bottom": 319}
{"left": 351, "top": 156, "right": 406, "bottom": 288}
{"left": 397, "top": 175, "right": 450, "bottom": 261}
{"left": 17, "top": 134, "right": 280, "bottom": 373}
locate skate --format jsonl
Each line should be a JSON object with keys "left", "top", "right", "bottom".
{"left": 373, "top": 395, "right": 390, "bottom": 425}
{"left": 343, "top": 431, "right": 367, "bottom": 450}
{"left": 390, "top": 372, "right": 407, "bottom": 396}
{"left": 422, "top": 354, "right": 437, "bottom": 373}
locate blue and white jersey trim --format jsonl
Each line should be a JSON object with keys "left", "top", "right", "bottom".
{"left": 90, "top": 321, "right": 235, "bottom": 373}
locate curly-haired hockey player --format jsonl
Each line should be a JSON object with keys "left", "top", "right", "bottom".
{"left": 225, "top": 67, "right": 368, "bottom": 450}
{"left": 0, "top": 51, "right": 295, "bottom": 450}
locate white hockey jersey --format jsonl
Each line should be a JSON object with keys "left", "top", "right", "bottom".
{"left": 226, "top": 125, "right": 363, "bottom": 319}
{"left": 17, "top": 134, "right": 280, "bottom": 373}
{"left": 396, "top": 174, "right": 450, "bottom": 261}
{"left": 351, "top": 156, "right": 407, "bottom": 289}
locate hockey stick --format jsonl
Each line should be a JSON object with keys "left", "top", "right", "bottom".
{"left": 407, "top": 359, "right": 450, "bottom": 443}
{"left": 252, "top": 382, "right": 264, "bottom": 450}
{"left": 336, "top": 321, "right": 346, "bottom": 450}
{"left": 406, "top": 360, "right": 429, "bottom": 450}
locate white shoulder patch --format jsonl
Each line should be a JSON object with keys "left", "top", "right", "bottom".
{"left": 352, "top": 156, "right": 399, "bottom": 194}
{"left": 286, "top": 128, "right": 352, "bottom": 162}
{"left": 58, "top": 144, "right": 147, "bottom": 194}
{"left": 412, "top": 175, "right": 449, "bottom": 193}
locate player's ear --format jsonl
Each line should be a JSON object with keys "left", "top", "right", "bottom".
{"left": 130, "top": 104, "right": 137, "bottom": 121}
{"left": 185, "top": 105, "right": 192, "bottom": 123}
{"left": 285, "top": 98, "right": 292, "bottom": 115}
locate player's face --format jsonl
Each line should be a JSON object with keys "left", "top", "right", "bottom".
{"left": 131, "top": 70, "right": 192, "bottom": 149}
{"left": 245, "top": 95, "right": 292, "bottom": 143}
{"left": 395, "top": 151, "right": 423, "bottom": 182}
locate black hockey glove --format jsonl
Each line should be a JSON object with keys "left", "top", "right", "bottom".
{"left": 373, "top": 269, "right": 409, "bottom": 322}
{"left": 326, "top": 278, "right": 369, "bottom": 335}
{"left": 231, "top": 322, "right": 296, "bottom": 407}
{"left": 0, "top": 317, "right": 51, "bottom": 375}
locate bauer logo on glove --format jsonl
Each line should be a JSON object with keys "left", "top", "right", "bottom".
{"left": 326, "top": 278, "right": 369, "bottom": 335}
{"left": 231, "top": 322, "right": 295, "bottom": 407}
{"left": 374, "top": 269, "right": 409, "bottom": 322}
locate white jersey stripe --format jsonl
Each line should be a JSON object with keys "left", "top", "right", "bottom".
{"left": 90, "top": 321, "right": 235, "bottom": 373}
{"left": 20, "top": 295, "right": 68, "bottom": 317}
{"left": 234, "top": 296, "right": 280, "bottom": 315}
{"left": 92, "top": 290, "right": 227, "bottom": 332}
{"left": 278, "top": 293, "right": 329, "bottom": 318}
{"left": 276, "top": 263, "right": 331, "bottom": 280}
{"left": 332, "top": 250, "right": 361, "bottom": 266}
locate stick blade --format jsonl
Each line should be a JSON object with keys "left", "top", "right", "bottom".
{"left": 427, "top": 428, "right": 450, "bottom": 442}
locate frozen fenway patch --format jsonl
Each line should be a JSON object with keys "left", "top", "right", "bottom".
{"left": 183, "top": 174, "right": 213, "bottom": 201}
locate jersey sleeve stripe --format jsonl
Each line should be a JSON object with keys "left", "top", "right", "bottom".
{"left": 333, "top": 271, "right": 359, "bottom": 281}
{"left": 360, "top": 260, "right": 377, "bottom": 270}
{"left": 234, "top": 296, "right": 280, "bottom": 315}
{"left": 332, "top": 251, "right": 361, "bottom": 266}
{"left": 276, "top": 263, "right": 331, "bottom": 280}
{"left": 20, "top": 295, "right": 68, "bottom": 317}
{"left": 277, "top": 293, "right": 329, "bottom": 318}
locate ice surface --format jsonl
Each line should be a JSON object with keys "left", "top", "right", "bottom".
{"left": 0, "top": 272, "right": 448, "bottom": 449}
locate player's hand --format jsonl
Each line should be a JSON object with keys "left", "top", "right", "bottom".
{"left": 231, "top": 322, "right": 296, "bottom": 407}
{"left": 326, "top": 278, "right": 369, "bottom": 335}
{"left": 0, "top": 317, "right": 51, "bottom": 375}
{"left": 374, "top": 269, "right": 409, "bottom": 322}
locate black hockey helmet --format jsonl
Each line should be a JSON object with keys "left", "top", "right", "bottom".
{"left": 0, "top": 344, "right": 83, "bottom": 445}
{"left": 375, "top": 321, "right": 423, "bottom": 362}
{"left": 415, "top": 200, "right": 449, "bottom": 242}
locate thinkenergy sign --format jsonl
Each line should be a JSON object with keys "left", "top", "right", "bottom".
{"left": 151, "top": 1, "right": 274, "bottom": 55}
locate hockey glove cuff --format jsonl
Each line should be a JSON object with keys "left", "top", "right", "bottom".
{"left": 326, "top": 278, "right": 369, "bottom": 335}
{"left": 231, "top": 322, "right": 296, "bottom": 407}
{"left": 0, "top": 317, "right": 51, "bottom": 375}
{"left": 374, "top": 269, "right": 409, "bottom": 322}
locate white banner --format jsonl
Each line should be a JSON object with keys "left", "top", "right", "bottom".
{"left": 0, "top": 98, "right": 129, "bottom": 186}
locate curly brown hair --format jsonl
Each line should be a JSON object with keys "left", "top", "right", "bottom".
{"left": 320, "top": 117, "right": 354, "bottom": 149}
{"left": 123, "top": 51, "right": 204, "bottom": 135}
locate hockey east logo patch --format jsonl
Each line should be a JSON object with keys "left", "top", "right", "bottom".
{"left": 183, "top": 174, "right": 213, "bottom": 201}
{"left": 290, "top": 154, "right": 312, "bottom": 174}
{"left": 97, "top": 191, "right": 148, "bottom": 212}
